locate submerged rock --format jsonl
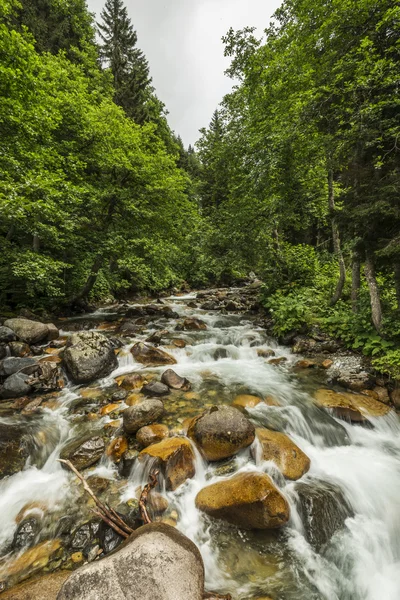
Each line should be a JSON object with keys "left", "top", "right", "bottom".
{"left": 295, "top": 479, "right": 354, "bottom": 550}
{"left": 140, "top": 437, "right": 195, "bottom": 491}
{"left": 195, "top": 472, "right": 290, "bottom": 529}
{"left": 314, "top": 388, "right": 391, "bottom": 422}
{"left": 8, "top": 341, "right": 31, "bottom": 357}
{"left": 60, "top": 436, "right": 105, "bottom": 470}
{"left": 115, "top": 373, "right": 147, "bottom": 390}
{"left": 180, "top": 318, "right": 207, "bottom": 331}
{"left": 123, "top": 398, "right": 165, "bottom": 434}
{"left": 63, "top": 331, "right": 118, "bottom": 384}
{"left": 0, "top": 423, "right": 29, "bottom": 479}
{"left": 255, "top": 428, "right": 310, "bottom": 480}
{"left": 57, "top": 523, "right": 204, "bottom": 600}
{"left": 161, "top": 369, "right": 191, "bottom": 391}
{"left": 141, "top": 381, "right": 170, "bottom": 397}
{"left": 232, "top": 394, "right": 262, "bottom": 411}
{"left": 131, "top": 342, "right": 176, "bottom": 366}
{"left": 0, "top": 539, "right": 62, "bottom": 588}
{"left": 136, "top": 424, "right": 169, "bottom": 447}
{"left": 188, "top": 405, "right": 255, "bottom": 462}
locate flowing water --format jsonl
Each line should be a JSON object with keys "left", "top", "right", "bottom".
{"left": 1, "top": 291, "right": 400, "bottom": 599}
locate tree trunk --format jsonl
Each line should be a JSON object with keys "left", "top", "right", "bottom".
{"left": 328, "top": 170, "right": 346, "bottom": 305}
{"left": 394, "top": 262, "right": 400, "bottom": 311}
{"left": 33, "top": 233, "right": 40, "bottom": 252}
{"left": 6, "top": 224, "right": 14, "bottom": 241}
{"left": 351, "top": 249, "right": 361, "bottom": 313}
{"left": 71, "top": 254, "right": 103, "bottom": 304}
{"left": 365, "top": 251, "right": 382, "bottom": 332}
{"left": 69, "top": 196, "right": 117, "bottom": 305}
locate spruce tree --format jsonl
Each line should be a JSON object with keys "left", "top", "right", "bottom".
{"left": 98, "top": 0, "right": 151, "bottom": 124}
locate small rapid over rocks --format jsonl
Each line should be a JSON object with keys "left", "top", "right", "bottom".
{"left": 0, "top": 288, "right": 399, "bottom": 599}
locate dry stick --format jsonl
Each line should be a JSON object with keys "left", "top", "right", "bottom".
{"left": 139, "top": 469, "right": 160, "bottom": 524}
{"left": 58, "top": 458, "right": 134, "bottom": 535}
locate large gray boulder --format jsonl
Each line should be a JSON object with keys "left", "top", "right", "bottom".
{"left": 57, "top": 523, "right": 204, "bottom": 600}
{"left": 0, "top": 357, "right": 37, "bottom": 376}
{"left": 4, "top": 318, "right": 50, "bottom": 344}
{"left": 0, "top": 326, "right": 16, "bottom": 343}
{"left": 0, "top": 373, "right": 32, "bottom": 399}
{"left": 63, "top": 331, "right": 118, "bottom": 384}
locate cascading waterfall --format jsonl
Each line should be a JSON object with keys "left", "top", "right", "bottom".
{"left": 0, "top": 291, "right": 399, "bottom": 599}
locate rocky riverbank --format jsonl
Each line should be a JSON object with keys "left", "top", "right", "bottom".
{"left": 0, "top": 285, "right": 399, "bottom": 599}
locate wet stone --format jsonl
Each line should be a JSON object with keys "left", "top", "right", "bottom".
{"left": 12, "top": 517, "right": 40, "bottom": 550}
{"left": 142, "top": 381, "right": 170, "bottom": 397}
{"left": 60, "top": 436, "right": 105, "bottom": 470}
{"left": 295, "top": 479, "right": 354, "bottom": 551}
{"left": 161, "top": 368, "right": 191, "bottom": 391}
{"left": 71, "top": 521, "right": 100, "bottom": 550}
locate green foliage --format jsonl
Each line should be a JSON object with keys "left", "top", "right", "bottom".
{"left": 0, "top": 0, "right": 203, "bottom": 308}
{"left": 98, "top": 0, "right": 151, "bottom": 124}
{"left": 264, "top": 289, "right": 314, "bottom": 336}
{"left": 372, "top": 351, "right": 400, "bottom": 381}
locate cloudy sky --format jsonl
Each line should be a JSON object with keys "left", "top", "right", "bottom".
{"left": 87, "top": 0, "right": 281, "bottom": 145}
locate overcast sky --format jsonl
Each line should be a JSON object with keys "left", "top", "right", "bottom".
{"left": 87, "top": 0, "right": 281, "bottom": 145}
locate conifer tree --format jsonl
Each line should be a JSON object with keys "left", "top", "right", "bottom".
{"left": 98, "top": 0, "right": 151, "bottom": 124}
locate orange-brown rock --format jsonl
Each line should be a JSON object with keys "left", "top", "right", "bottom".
{"left": 391, "top": 388, "right": 400, "bottom": 409}
{"left": 172, "top": 339, "right": 187, "bottom": 348}
{"left": 140, "top": 437, "right": 195, "bottom": 491}
{"left": 268, "top": 357, "right": 288, "bottom": 366}
{"left": 195, "top": 472, "right": 290, "bottom": 530}
{"left": 257, "top": 349, "right": 275, "bottom": 358}
{"left": 255, "top": 428, "right": 310, "bottom": 480}
{"left": 104, "top": 419, "right": 122, "bottom": 430}
{"left": 264, "top": 395, "right": 280, "bottom": 407}
{"left": 125, "top": 393, "right": 144, "bottom": 406}
{"left": 232, "top": 394, "right": 261, "bottom": 411}
{"left": 131, "top": 342, "right": 177, "bottom": 366}
{"left": 296, "top": 360, "right": 316, "bottom": 369}
{"left": 136, "top": 424, "right": 169, "bottom": 447}
{"left": 79, "top": 387, "right": 102, "bottom": 399}
{"left": 39, "top": 355, "right": 62, "bottom": 364}
{"left": 182, "top": 318, "right": 207, "bottom": 331}
{"left": 115, "top": 373, "right": 147, "bottom": 390}
{"left": 314, "top": 388, "right": 391, "bottom": 422}
{"left": 100, "top": 403, "right": 121, "bottom": 416}
{"left": 106, "top": 436, "right": 128, "bottom": 462}
{"left": 0, "top": 540, "right": 62, "bottom": 584}
{"left": 321, "top": 359, "right": 333, "bottom": 369}
{"left": 372, "top": 386, "right": 390, "bottom": 405}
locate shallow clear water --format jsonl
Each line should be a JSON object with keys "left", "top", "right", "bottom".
{"left": 0, "top": 292, "right": 399, "bottom": 599}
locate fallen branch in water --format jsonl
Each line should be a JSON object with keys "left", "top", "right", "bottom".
{"left": 58, "top": 458, "right": 134, "bottom": 538}
{"left": 139, "top": 469, "right": 160, "bottom": 524}
{"left": 203, "top": 593, "right": 232, "bottom": 600}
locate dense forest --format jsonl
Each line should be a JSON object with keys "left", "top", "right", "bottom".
{"left": 0, "top": 0, "right": 399, "bottom": 377}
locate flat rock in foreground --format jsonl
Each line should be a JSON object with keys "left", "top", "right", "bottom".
{"left": 57, "top": 523, "right": 204, "bottom": 600}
